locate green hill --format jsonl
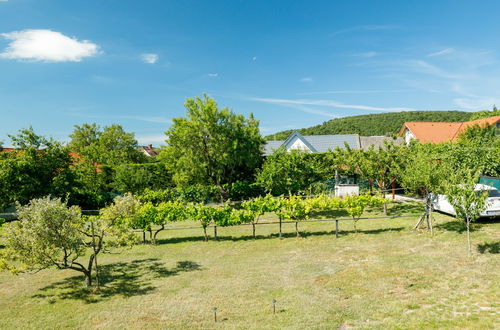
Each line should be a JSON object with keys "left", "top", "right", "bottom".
{"left": 266, "top": 111, "right": 473, "bottom": 140}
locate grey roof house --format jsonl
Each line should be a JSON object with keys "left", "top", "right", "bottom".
{"left": 264, "top": 131, "right": 403, "bottom": 156}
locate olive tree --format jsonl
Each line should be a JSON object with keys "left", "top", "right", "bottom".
{"left": 398, "top": 144, "right": 449, "bottom": 233}
{"left": 0, "top": 195, "right": 138, "bottom": 288}
{"left": 445, "top": 170, "right": 489, "bottom": 255}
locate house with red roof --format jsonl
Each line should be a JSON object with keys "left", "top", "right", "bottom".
{"left": 398, "top": 115, "right": 500, "bottom": 144}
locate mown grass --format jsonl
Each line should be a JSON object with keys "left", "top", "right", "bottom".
{"left": 0, "top": 201, "right": 498, "bottom": 329}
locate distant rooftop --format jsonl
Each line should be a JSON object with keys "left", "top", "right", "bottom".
{"left": 263, "top": 131, "right": 402, "bottom": 155}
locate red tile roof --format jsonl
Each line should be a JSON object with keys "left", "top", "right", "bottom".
{"left": 398, "top": 115, "right": 500, "bottom": 143}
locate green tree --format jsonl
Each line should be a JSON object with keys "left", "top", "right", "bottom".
{"left": 279, "top": 195, "right": 313, "bottom": 237}
{"left": 470, "top": 106, "right": 500, "bottom": 120}
{"left": 445, "top": 170, "right": 489, "bottom": 255}
{"left": 189, "top": 203, "right": 232, "bottom": 241}
{"left": 256, "top": 148, "right": 322, "bottom": 196}
{"left": 398, "top": 144, "right": 450, "bottom": 233}
{"left": 153, "top": 200, "right": 186, "bottom": 242}
{"left": 161, "top": 95, "right": 264, "bottom": 201}
{"left": 69, "top": 123, "right": 145, "bottom": 165}
{"left": 241, "top": 194, "right": 278, "bottom": 238}
{"left": 0, "top": 128, "right": 76, "bottom": 210}
{"left": 0, "top": 196, "right": 136, "bottom": 287}
{"left": 457, "top": 124, "right": 498, "bottom": 146}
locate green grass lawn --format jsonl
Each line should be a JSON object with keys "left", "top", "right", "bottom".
{"left": 0, "top": 202, "right": 498, "bottom": 329}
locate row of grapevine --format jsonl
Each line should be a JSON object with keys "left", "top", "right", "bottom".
{"left": 129, "top": 194, "right": 387, "bottom": 242}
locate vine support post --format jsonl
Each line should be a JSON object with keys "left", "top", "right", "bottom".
{"left": 279, "top": 217, "right": 283, "bottom": 239}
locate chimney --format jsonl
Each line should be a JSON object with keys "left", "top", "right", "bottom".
{"left": 148, "top": 144, "right": 153, "bottom": 150}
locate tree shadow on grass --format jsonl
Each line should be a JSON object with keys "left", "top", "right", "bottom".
{"left": 434, "top": 220, "right": 481, "bottom": 234}
{"left": 387, "top": 202, "right": 424, "bottom": 216}
{"left": 477, "top": 241, "right": 499, "bottom": 254}
{"left": 32, "top": 258, "right": 202, "bottom": 304}
{"left": 156, "top": 226, "right": 406, "bottom": 244}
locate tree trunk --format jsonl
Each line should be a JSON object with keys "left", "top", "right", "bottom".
{"left": 252, "top": 223, "right": 256, "bottom": 239}
{"left": 369, "top": 178, "right": 373, "bottom": 195}
{"left": 467, "top": 219, "right": 472, "bottom": 255}
{"left": 381, "top": 180, "right": 387, "bottom": 216}
{"left": 85, "top": 271, "right": 92, "bottom": 287}
{"left": 153, "top": 224, "right": 165, "bottom": 243}
{"left": 279, "top": 217, "right": 283, "bottom": 239}
{"left": 142, "top": 231, "right": 146, "bottom": 244}
{"left": 90, "top": 221, "right": 100, "bottom": 289}
{"left": 428, "top": 204, "right": 434, "bottom": 236}
{"left": 203, "top": 226, "right": 208, "bottom": 242}
{"left": 295, "top": 221, "right": 299, "bottom": 237}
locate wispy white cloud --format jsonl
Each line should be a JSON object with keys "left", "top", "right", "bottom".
{"left": 141, "top": 53, "right": 159, "bottom": 64}
{"left": 0, "top": 29, "right": 99, "bottom": 62}
{"left": 453, "top": 97, "right": 500, "bottom": 110}
{"left": 136, "top": 134, "right": 167, "bottom": 145}
{"left": 285, "top": 104, "right": 341, "bottom": 118}
{"left": 300, "top": 77, "right": 312, "bottom": 82}
{"left": 401, "top": 60, "right": 466, "bottom": 79}
{"left": 119, "top": 115, "right": 170, "bottom": 124}
{"left": 427, "top": 48, "right": 454, "bottom": 57}
{"left": 208, "top": 73, "right": 219, "bottom": 77}
{"left": 250, "top": 97, "right": 413, "bottom": 112}
{"left": 66, "top": 110, "right": 170, "bottom": 124}
{"left": 298, "top": 89, "right": 410, "bottom": 95}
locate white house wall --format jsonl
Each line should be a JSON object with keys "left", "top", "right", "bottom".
{"left": 287, "top": 137, "right": 311, "bottom": 152}
{"left": 405, "top": 129, "right": 416, "bottom": 144}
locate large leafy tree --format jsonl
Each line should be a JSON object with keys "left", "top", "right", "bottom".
{"left": 69, "top": 123, "right": 145, "bottom": 165}
{"left": 0, "top": 127, "right": 76, "bottom": 210}
{"left": 161, "top": 95, "right": 264, "bottom": 201}
{"left": 469, "top": 106, "right": 500, "bottom": 120}
{"left": 256, "top": 148, "right": 323, "bottom": 196}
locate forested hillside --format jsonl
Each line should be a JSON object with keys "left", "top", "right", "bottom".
{"left": 267, "top": 111, "right": 473, "bottom": 140}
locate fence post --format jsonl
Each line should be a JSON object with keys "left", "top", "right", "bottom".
{"left": 279, "top": 217, "right": 282, "bottom": 239}
{"left": 335, "top": 220, "right": 339, "bottom": 238}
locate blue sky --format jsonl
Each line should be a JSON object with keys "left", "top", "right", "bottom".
{"left": 1, "top": 0, "right": 500, "bottom": 146}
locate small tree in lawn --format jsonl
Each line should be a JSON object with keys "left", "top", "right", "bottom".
{"left": 398, "top": 144, "right": 449, "bottom": 234}
{"left": 445, "top": 170, "right": 489, "bottom": 255}
{"left": 281, "top": 195, "right": 313, "bottom": 237}
{"left": 189, "top": 204, "right": 232, "bottom": 241}
{"left": 152, "top": 200, "right": 186, "bottom": 242}
{"left": 133, "top": 202, "right": 156, "bottom": 243}
{"left": 230, "top": 208, "right": 256, "bottom": 235}
{"left": 343, "top": 194, "right": 386, "bottom": 232}
{"left": 241, "top": 194, "right": 277, "bottom": 238}
{"left": 0, "top": 195, "right": 137, "bottom": 288}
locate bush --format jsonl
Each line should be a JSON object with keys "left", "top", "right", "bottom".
{"left": 228, "top": 181, "right": 264, "bottom": 201}
{"left": 113, "top": 163, "right": 172, "bottom": 194}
